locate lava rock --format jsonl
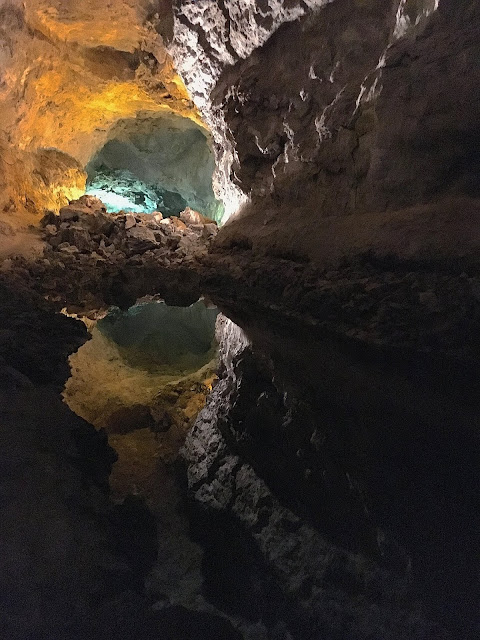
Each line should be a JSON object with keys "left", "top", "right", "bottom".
{"left": 126, "top": 226, "right": 157, "bottom": 252}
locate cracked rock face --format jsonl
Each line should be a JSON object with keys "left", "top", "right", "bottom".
{"left": 171, "top": 0, "right": 480, "bottom": 257}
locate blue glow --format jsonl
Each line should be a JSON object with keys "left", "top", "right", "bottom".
{"left": 84, "top": 188, "right": 155, "bottom": 213}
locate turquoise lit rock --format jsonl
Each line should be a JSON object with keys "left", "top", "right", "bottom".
{"left": 86, "top": 114, "right": 225, "bottom": 222}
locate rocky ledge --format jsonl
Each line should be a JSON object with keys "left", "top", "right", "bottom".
{"left": 1, "top": 195, "right": 217, "bottom": 315}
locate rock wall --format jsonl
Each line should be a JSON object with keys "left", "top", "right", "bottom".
{"left": 170, "top": 3, "right": 480, "bottom": 636}
{"left": 171, "top": 0, "right": 480, "bottom": 263}
{"left": 0, "top": 0, "right": 197, "bottom": 222}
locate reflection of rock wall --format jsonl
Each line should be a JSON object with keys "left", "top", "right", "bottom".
{"left": 0, "top": 280, "right": 151, "bottom": 640}
{"left": 182, "top": 316, "right": 444, "bottom": 640}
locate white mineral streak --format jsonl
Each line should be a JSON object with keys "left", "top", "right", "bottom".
{"left": 358, "top": 0, "right": 440, "bottom": 115}
{"left": 394, "top": 0, "right": 441, "bottom": 40}
{"left": 170, "top": 0, "right": 334, "bottom": 219}
{"left": 171, "top": 0, "right": 333, "bottom": 104}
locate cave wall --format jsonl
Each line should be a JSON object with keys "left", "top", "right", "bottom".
{"left": 169, "top": 3, "right": 480, "bottom": 636}
{"left": 3, "top": 0, "right": 479, "bottom": 239}
{"left": 0, "top": 0, "right": 198, "bottom": 223}
{"left": 170, "top": 0, "right": 480, "bottom": 263}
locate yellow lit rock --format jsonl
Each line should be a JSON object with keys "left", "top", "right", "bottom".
{"left": 0, "top": 0, "right": 200, "bottom": 225}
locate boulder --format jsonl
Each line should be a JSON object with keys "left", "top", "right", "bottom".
{"left": 180, "top": 207, "right": 216, "bottom": 226}
{"left": 74, "top": 195, "right": 106, "bottom": 211}
{"left": 125, "top": 214, "right": 136, "bottom": 230}
{"left": 58, "top": 226, "right": 92, "bottom": 252}
{"left": 170, "top": 216, "right": 188, "bottom": 232}
{"left": 40, "top": 211, "right": 57, "bottom": 227}
{"left": 180, "top": 207, "right": 204, "bottom": 225}
{"left": 44, "top": 224, "right": 58, "bottom": 236}
{"left": 59, "top": 195, "right": 107, "bottom": 222}
{"left": 202, "top": 223, "right": 218, "bottom": 239}
{"left": 126, "top": 225, "right": 157, "bottom": 252}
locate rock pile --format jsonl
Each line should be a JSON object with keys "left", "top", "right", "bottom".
{"left": 7, "top": 196, "right": 218, "bottom": 314}
{"left": 47, "top": 195, "right": 218, "bottom": 261}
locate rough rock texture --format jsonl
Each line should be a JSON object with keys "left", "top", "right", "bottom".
{"left": 0, "top": 0, "right": 196, "bottom": 222}
{"left": 2, "top": 196, "right": 217, "bottom": 315}
{"left": 166, "top": 10, "right": 480, "bottom": 634}
{"left": 171, "top": 0, "right": 480, "bottom": 255}
{"left": 198, "top": 244, "right": 480, "bottom": 361}
{"left": 2, "top": 1, "right": 480, "bottom": 638}
{"left": 170, "top": 0, "right": 334, "bottom": 214}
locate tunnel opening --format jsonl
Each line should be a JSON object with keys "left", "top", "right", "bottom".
{"left": 84, "top": 113, "right": 225, "bottom": 222}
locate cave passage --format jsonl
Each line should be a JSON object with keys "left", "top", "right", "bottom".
{"left": 2, "top": 0, "right": 479, "bottom": 637}
{"left": 85, "top": 113, "right": 225, "bottom": 222}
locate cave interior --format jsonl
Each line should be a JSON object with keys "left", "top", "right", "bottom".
{"left": 0, "top": 1, "right": 479, "bottom": 640}
{"left": 85, "top": 113, "right": 224, "bottom": 221}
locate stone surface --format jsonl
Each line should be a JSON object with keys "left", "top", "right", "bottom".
{"left": 171, "top": 0, "right": 480, "bottom": 262}
{"left": 0, "top": 0, "right": 198, "bottom": 223}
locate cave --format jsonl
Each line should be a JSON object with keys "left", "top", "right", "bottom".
{"left": 0, "top": 2, "right": 479, "bottom": 640}
{"left": 85, "top": 114, "right": 224, "bottom": 221}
